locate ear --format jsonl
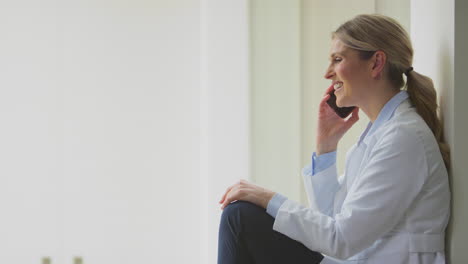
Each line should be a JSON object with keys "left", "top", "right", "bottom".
{"left": 370, "top": 51, "right": 386, "bottom": 79}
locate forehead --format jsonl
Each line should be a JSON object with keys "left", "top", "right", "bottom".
{"left": 329, "top": 38, "right": 349, "bottom": 56}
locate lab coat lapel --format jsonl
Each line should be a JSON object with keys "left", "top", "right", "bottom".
{"left": 345, "top": 92, "right": 409, "bottom": 191}
{"left": 345, "top": 142, "right": 368, "bottom": 190}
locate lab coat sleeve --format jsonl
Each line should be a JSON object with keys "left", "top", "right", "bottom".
{"left": 302, "top": 159, "right": 341, "bottom": 217}
{"left": 273, "top": 126, "right": 428, "bottom": 259}
{"left": 312, "top": 151, "right": 337, "bottom": 175}
{"left": 266, "top": 192, "right": 288, "bottom": 218}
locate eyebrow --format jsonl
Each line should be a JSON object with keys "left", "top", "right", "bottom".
{"left": 330, "top": 52, "right": 344, "bottom": 58}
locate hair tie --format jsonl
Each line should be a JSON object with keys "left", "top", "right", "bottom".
{"left": 404, "top": 67, "right": 413, "bottom": 76}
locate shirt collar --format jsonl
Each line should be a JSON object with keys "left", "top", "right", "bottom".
{"left": 358, "top": 90, "right": 409, "bottom": 145}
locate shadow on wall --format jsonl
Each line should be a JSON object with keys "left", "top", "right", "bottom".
{"left": 438, "top": 40, "right": 453, "bottom": 264}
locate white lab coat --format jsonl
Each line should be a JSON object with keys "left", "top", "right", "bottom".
{"left": 272, "top": 99, "right": 450, "bottom": 263}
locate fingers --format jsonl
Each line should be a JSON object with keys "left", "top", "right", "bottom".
{"left": 344, "top": 107, "right": 360, "bottom": 128}
{"left": 319, "top": 93, "right": 331, "bottom": 105}
{"left": 319, "top": 85, "right": 334, "bottom": 110}
{"left": 221, "top": 187, "right": 241, "bottom": 209}
{"left": 220, "top": 191, "right": 237, "bottom": 210}
{"left": 219, "top": 185, "right": 233, "bottom": 204}
{"left": 318, "top": 93, "right": 331, "bottom": 113}
{"left": 319, "top": 94, "right": 335, "bottom": 118}
{"left": 220, "top": 180, "right": 248, "bottom": 210}
{"left": 349, "top": 107, "right": 359, "bottom": 121}
{"left": 324, "top": 83, "right": 334, "bottom": 95}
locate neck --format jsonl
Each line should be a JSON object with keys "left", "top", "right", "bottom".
{"left": 359, "top": 85, "right": 399, "bottom": 122}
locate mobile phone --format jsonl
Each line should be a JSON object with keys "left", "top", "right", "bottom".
{"left": 326, "top": 90, "right": 356, "bottom": 118}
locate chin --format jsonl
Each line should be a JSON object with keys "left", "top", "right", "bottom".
{"left": 336, "top": 97, "right": 352, "bottom": 108}
{"left": 336, "top": 98, "right": 345, "bottom": 108}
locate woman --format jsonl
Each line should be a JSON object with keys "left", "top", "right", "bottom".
{"left": 217, "top": 14, "right": 450, "bottom": 264}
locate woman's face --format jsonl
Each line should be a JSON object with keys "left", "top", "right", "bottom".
{"left": 324, "top": 38, "right": 373, "bottom": 108}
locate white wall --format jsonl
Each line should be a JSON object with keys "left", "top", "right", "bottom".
{"left": 60, "top": 1, "right": 202, "bottom": 263}
{"left": 0, "top": 0, "right": 202, "bottom": 263}
{"left": 375, "top": 0, "right": 410, "bottom": 30}
{"left": 200, "top": 0, "right": 250, "bottom": 263}
{"left": 0, "top": 1, "right": 251, "bottom": 263}
{"left": 0, "top": 1, "right": 63, "bottom": 262}
{"left": 250, "top": 0, "right": 302, "bottom": 202}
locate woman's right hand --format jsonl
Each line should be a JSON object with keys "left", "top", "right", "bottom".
{"left": 316, "top": 84, "right": 360, "bottom": 155}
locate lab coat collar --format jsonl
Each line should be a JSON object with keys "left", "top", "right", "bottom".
{"left": 358, "top": 91, "right": 409, "bottom": 145}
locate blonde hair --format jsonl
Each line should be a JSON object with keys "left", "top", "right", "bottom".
{"left": 333, "top": 14, "right": 450, "bottom": 170}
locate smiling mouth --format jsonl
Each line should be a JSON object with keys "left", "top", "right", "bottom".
{"left": 334, "top": 82, "right": 343, "bottom": 92}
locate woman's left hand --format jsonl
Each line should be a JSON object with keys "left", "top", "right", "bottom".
{"left": 219, "top": 179, "right": 276, "bottom": 210}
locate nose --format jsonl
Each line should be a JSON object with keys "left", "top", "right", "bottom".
{"left": 324, "top": 64, "right": 334, "bottom": 79}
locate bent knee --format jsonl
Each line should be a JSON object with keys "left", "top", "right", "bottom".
{"left": 221, "top": 201, "right": 246, "bottom": 220}
{"left": 221, "top": 201, "right": 263, "bottom": 222}
{"left": 220, "top": 201, "right": 274, "bottom": 235}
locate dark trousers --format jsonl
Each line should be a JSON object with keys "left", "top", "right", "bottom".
{"left": 218, "top": 201, "right": 324, "bottom": 264}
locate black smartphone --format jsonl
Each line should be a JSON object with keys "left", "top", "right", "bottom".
{"left": 326, "top": 90, "right": 356, "bottom": 118}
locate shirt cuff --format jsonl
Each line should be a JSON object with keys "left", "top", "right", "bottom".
{"left": 312, "top": 151, "right": 337, "bottom": 175}
{"left": 266, "top": 193, "right": 288, "bottom": 218}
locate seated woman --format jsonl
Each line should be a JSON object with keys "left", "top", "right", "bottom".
{"left": 217, "top": 14, "right": 450, "bottom": 264}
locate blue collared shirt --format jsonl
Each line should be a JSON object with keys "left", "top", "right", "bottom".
{"left": 266, "top": 91, "right": 410, "bottom": 218}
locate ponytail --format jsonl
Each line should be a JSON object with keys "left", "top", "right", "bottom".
{"left": 406, "top": 71, "right": 451, "bottom": 170}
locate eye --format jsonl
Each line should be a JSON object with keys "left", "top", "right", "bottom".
{"left": 333, "top": 57, "right": 342, "bottom": 63}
